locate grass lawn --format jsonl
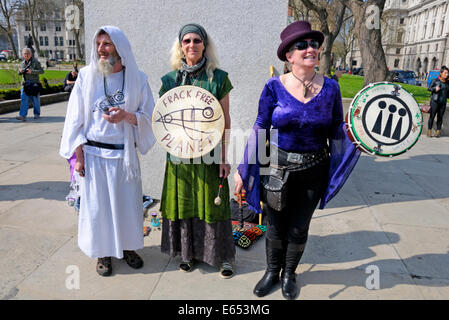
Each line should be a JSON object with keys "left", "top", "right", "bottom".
{"left": 0, "top": 69, "right": 67, "bottom": 86}
{"left": 339, "top": 74, "right": 432, "bottom": 104}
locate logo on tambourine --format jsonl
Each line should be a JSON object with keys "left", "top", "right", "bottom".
{"left": 347, "top": 82, "right": 422, "bottom": 156}
{"left": 152, "top": 86, "right": 225, "bottom": 159}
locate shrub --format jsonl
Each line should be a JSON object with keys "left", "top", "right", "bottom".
{"left": 0, "top": 81, "right": 64, "bottom": 101}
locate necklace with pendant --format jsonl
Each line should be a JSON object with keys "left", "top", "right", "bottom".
{"left": 103, "top": 68, "right": 125, "bottom": 112}
{"left": 291, "top": 71, "right": 316, "bottom": 98}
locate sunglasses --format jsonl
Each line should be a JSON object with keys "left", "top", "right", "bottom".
{"left": 291, "top": 40, "right": 321, "bottom": 51}
{"left": 182, "top": 38, "right": 203, "bottom": 45}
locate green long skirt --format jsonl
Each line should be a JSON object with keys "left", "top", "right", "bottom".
{"left": 160, "top": 158, "right": 235, "bottom": 267}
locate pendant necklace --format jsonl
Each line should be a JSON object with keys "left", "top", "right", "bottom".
{"left": 291, "top": 71, "right": 316, "bottom": 98}
{"left": 103, "top": 67, "right": 125, "bottom": 111}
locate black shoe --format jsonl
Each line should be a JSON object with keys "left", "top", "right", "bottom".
{"left": 281, "top": 272, "right": 298, "bottom": 300}
{"left": 253, "top": 271, "right": 279, "bottom": 297}
{"left": 179, "top": 260, "right": 194, "bottom": 272}
{"left": 123, "top": 250, "right": 143, "bottom": 269}
{"left": 281, "top": 242, "right": 305, "bottom": 300}
{"left": 96, "top": 257, "right": 112, "bottom": 276}
{"left": 253, "top": 238, "right": 284, "bottom": 297}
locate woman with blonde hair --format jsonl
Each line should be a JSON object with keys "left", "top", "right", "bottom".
{"left": 158, "top": 23, "right": 235, "bottom": 278}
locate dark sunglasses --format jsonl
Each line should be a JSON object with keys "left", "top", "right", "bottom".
{"left": 291, "top": 40, "right": 320, "bottom": 51}
{"left": 182, "top": 38, "right": 203, "bottom": 45}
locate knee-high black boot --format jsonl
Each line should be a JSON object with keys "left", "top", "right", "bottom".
{"left": 281, "top": 242, "right": 305, "bottom": 300}
{"left": 253, "top": 238, "right": 284, "bottom": 297}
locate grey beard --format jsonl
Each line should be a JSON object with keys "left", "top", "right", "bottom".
{"left": 97, "top": 55, "right": 118, "bottom": 76}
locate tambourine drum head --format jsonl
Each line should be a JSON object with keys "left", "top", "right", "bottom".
{"left": 152, "top": 85, "right": 225, "bottom": 159}
{"left": 346, "top": 82, "right": 423, "bottom": 157}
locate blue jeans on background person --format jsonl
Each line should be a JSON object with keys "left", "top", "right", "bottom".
{"left": 19, "top": 87, "right": 40, "bottom": 118}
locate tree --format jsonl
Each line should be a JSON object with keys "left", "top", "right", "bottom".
{"left": 289, "top": 0, "right": 312, "bottom": 21}
{"left": 341, "top": 0, "right": 388, "bottom": 85}
{"left": 17, "top": 0, "right": 59, "bottom": 57}
{"left": 0, "top": 0, "right": 20, "bottom": 58}
{"left": 333, "top": 11, "right": 355, "bottom": 70}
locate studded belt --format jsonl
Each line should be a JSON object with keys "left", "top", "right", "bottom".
{"left": 270, "top": 146, "right": 329, "bottom": 171}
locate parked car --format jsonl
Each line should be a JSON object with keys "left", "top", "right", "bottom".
{"left": 392, "top": 70, "right": 421, "bottom": 86}
{"left": 1, "top": 49, "right": 13, "bottom": 58}
{"left": 0, "top": 54, "right": 6, "bottom": 61}
{"left": 352, "top": 67, "right": 364, "bottom": 75}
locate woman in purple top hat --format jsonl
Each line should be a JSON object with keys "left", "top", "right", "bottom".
{"left": 234, "top": 21, "right": 360, "bottom": 299}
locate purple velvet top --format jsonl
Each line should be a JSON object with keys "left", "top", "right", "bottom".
{"left": 237, "top": 76, "right": 360, "bottom": 213}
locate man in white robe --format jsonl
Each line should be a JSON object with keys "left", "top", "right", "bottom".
{"left": 59, "top": 26, "right": 155, "bottom": 276}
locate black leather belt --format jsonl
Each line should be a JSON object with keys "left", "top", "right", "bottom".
{"left": 85, "top": 140, "right": 124, "bottom": 150}
{"left": 271, "top": 146, "right": 329, "bottom": 171}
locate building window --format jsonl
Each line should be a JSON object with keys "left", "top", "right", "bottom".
{"left": 59, "top": 37, "right": 64, "bottom": 46}
{"left": 45, "top": 37, "right": 48, "bottom": 46}
{"left": 400, "top": 18, "right": 404, "bottom": 25}
{"left": 39, "top": 36, "right": 43, "bottom": 46}
{"left": 25, "top": 25, "right": 31, "bottom": 31}
{"left": 397, "top": 31, "right": 404, "bottom": 43}
{"left": 396, "top": 48, "right": 401, "bottom": 54}
{"left": 40, "top": 24, "right": 46, "bottom": 31}
{"left": 55, "top": 24, "right": 61, "bottom": 32}
{"left": 54, "top": 36, "right": 58, "bottom": 46}
{"left": 436, "top": 43, "right": 439, "bottom": 51}
{"left": 394, "top": 59, "right": 400, "bottom": 68}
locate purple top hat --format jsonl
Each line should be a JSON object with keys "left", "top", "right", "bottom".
{"left": 277, "top": 20, "right": 324, "bottom": 61}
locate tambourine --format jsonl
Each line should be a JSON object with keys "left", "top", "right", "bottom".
{"left": 152, "top": 86, "right": 225, "bottom": 159}
{"left": 345, "top": 82, "right": 423, "bottom": 157}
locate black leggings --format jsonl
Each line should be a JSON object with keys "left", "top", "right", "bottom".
{"left": 266, "top": 160, "right": 329, "bottom": 246}
{"left": 428, "top": 102, "right": 446, "bottom": 130}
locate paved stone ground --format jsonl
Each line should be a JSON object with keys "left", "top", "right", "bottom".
{"left": 1, "top": 101, "right": 449, "bottom": 300}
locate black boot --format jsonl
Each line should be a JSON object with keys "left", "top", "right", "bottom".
{"left": 281, "top": 242, "right": 305, "bottom": 300}
{"left": 253, "top": 238, "right": 284, "bottom": 297}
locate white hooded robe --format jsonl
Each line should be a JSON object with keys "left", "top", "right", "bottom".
{"left": 59, "top": 26, "right": 155, "bottom": 259}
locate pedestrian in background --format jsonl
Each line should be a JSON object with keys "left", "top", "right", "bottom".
{"left": 427, "top": 66, "right": 449, "bottom": 138}
{"left": 16, "top": 48, "right": 44, "bottom": 121}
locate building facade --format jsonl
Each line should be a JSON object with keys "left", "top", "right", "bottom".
{"left": 349, "top": 0, "right": 449, "bottom": 74}
{"left": 14, "top": 0, "right": 84, "bottom": 62}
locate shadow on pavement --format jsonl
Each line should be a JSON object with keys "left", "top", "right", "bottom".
{"left": 326, "top": 154, "right": 449, "bottom": 208}
{"left": 0, "top": 116, "right": 66, "bottom": 123}
{"left": 299, "top": 252, "right": 449, "bottom": 299}
{"left": 0, "top": 181, "right": 69, "bottom": 201}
